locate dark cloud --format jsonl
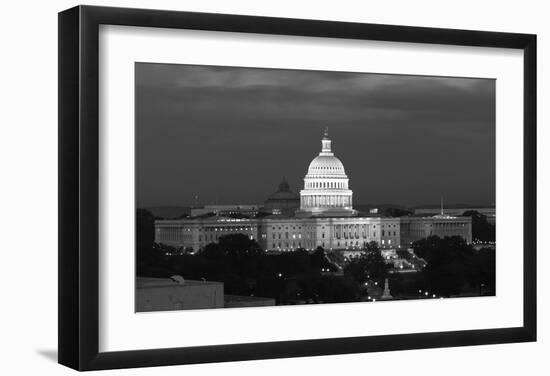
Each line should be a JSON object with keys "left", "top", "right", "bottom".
{"left": 136, "top": 63, "right": 495, "bottom": 208}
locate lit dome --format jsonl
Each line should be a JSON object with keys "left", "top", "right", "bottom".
{"left": 307, "top": 155, "right": 346, "bottom": 176}
{"left": 297, "top": 128, "right": 356, "bottom": 217}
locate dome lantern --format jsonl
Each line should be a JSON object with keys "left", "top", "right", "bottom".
{"left": 321, "top": 127, "right": 332, "bottom": 155}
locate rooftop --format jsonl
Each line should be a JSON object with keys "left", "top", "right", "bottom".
{"left": 136, "top": 277, "right": 223, "bottom": 289}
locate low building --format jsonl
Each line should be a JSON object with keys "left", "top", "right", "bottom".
{"left": 224, "top": 295, "right": 276, "bottom": 308}
{"left": 136, "top": 277, "right": 223, "bottom": 312}
{"left": 414, "top": 206, "right": 495, "bottom": 225}
{"left": 190, "top": 204, "right": 261, "bottom": 218}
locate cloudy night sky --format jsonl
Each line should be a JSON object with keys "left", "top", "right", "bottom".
{"left": 135, "top": 63, "right": 495, "bottom": 208}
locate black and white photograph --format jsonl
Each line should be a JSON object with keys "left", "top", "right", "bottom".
{"left": 135, "top": 63, "right": 496, "bottom": 312}
{"left": 1, "top": 0, "right": 545, "bottom": 374}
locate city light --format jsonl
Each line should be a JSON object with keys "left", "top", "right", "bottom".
{"left": 150, "top": 131, "right": 486, "bottom": 309}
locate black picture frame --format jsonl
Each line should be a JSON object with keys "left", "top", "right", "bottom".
{"left": 58, "top": 5, "right": 537, "bottom": 371}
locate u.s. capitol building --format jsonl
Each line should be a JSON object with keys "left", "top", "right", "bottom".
{"left": 155, "top": 130, "right": 472, "bottom": 252}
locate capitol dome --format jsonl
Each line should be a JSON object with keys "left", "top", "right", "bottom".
{"left": 307, "top": 155, "right": 346, "bottom": 176}
{"left": 297, "top": 128, "right": 357, "bottom": 217}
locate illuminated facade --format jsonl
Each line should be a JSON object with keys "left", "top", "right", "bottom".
{"left": 155, "top": 215, "right": 471, "bottom": 252}
{"left": 154, "top": 130, "right": 472, "bottom": 251}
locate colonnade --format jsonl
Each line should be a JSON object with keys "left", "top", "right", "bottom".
{"left": 301, "top": 195, "right": 352, "bottom": 208}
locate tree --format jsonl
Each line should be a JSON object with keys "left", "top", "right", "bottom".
{"left": 197, "top": 233, "right": 263, "bottom": 259}
{"left": 311, "top": 246, "right": 326, "bottom": 267}
{"left": 218, "top": 233, "right": 263, "bottom": 258}
{"left": 136, "top": 208, "right": 155, "bottom": 258}
{"left": 136, "top": 209, "right": 163, "bottom": 276}
{"left": 474, "top": 247, "right": 496, "bottom": 294}
{"left": 462, "top": 210, "right": 495, "bottom": 242}
{"left": 412, "top": 235, "right": 480, "bottom": 297}
{"left": 198, "top": 242, "right": 225, "bottom": 260}
{"left": 343, "top": 241, "right": 387, "bottom": 284}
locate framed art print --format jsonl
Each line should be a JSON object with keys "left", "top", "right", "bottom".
{"left": 58, "top": 5, "right": 536, "bottom": 371}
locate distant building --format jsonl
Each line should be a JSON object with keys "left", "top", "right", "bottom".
{"left": 262, "top": 177, "right": 300, "bottom": 216}
{"left": 414, "top": 207, "right": 495, "bottom": 225}
{"left": 190, "top": 204, "right": 261, "bottom": 218}
{"left": 155, "top": 130, "right": 472, "bottom": 251}
{"left": 136, "top": 277, "right": 223, "bottom": 312}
